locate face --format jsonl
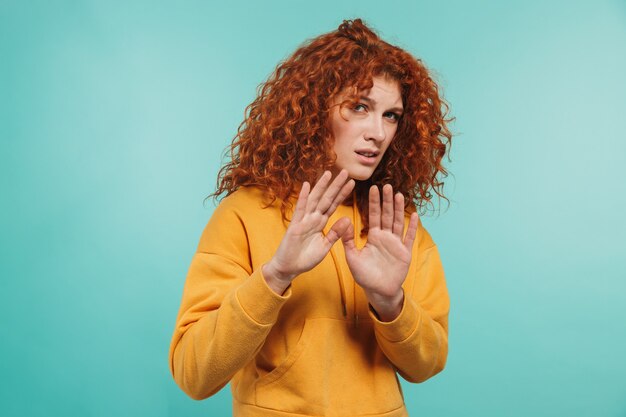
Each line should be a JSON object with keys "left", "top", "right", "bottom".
{"left": 329, "top": 76, "right": 403, "bottom": 181}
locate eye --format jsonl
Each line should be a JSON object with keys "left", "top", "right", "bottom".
{"left": 353, "top": 103, "right": 368, "bottom": 112}
{"left": 384, "top": 111, "right": 401, "bottom": 122}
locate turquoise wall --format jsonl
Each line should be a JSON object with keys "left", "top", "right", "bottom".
{"left": 1, "top": 0, "right": 625, "bottom": 416}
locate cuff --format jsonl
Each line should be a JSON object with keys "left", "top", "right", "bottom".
{"left": 368, "top": 294, "right": 422, "bottom": 343}
{"left": 236, "top": 267, "right": 292, "bottom": 326}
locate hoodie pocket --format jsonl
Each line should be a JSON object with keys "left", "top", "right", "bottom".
{"left": 254, "top": 318, "right": 316, "bottom": 388}
{"left": 254, "top": 318, "right": 404, "bottom": 415}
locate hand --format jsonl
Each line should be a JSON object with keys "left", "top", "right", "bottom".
{"left": 341, "top": 184, "right": 419, "bottom": 321}
{"left": 263, "top": 170, "right": 355, "bottom": 294}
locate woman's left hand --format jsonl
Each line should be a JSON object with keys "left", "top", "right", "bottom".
{"left": 341, "top": 184, "right": 419, "bottom": 322}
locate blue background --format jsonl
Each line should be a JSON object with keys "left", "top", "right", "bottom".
{"left": 1, "top": 1, "right": 625, "bottom": 416}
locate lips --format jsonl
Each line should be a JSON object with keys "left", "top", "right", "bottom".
{"left": 355, "top": 149, "right": 379, "bottom": 158}
{"left": 354, "top": 149, "right": 380, "bottom": 166}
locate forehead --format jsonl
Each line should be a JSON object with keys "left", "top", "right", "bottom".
{"left": 333, "top": 76, "right": 403, "bottom": 107}
{"left": 361, "top": 77, "right": 402, "bottom": 105}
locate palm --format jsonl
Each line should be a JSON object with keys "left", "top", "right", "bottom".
{"left": 342, "top": 185, "right": 419, "bottom": 298}
{"left": 345, "top": 227, "right": 412, "bottom": 296}
{"left": 276, "top": 211, "right": 343, "bottom": 273}
{"left": 268, "top": 170, "right": 355, "bottom": 280}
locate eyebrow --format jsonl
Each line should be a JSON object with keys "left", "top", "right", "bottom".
{"left": 359, "top": 96, "right": 404, "bottom": 114}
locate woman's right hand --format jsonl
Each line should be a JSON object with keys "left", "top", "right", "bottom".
{"left": 262, "top": 169, "right": 355, "bottom": 294}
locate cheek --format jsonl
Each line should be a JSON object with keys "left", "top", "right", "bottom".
{"left": 385, "top": 126, "right": 399, "bottom": 147}
{"left": 332, "top": 117, "right": 356, "bottom": 138}
{"left": 331, "top": 121, "right": 355, "bottom": 153}
{"left": 388, "top": 123, "right": 399, "bottom": 137}
{"left": 379, "top": 136, "right": 396, "bottom": 157}
{"left": 332, "top": 138, "right": 350, "bottom": 160}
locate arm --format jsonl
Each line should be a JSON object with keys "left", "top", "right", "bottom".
{"left": 369, "top": 242, "right": 450, "bottom": 383}
{"left": 341, "top": 184, "right": 450, "bottom": 383}
{"left": 168, "top": 199, "right": 291, "bottom": 400}
{"left": 169, "top": 171, "right": 355, "bottom": 400}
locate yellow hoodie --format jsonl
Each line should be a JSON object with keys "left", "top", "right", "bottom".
{"left": 169, "top": 186, "right": 450, "bottom": 417}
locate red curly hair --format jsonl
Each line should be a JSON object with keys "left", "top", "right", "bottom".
{"left": 210, "top": 18, "right": 453, "bottom": 232}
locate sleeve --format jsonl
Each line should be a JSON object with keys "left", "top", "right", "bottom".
{"left": 168, "top": 197, "right": 291, "bottom": 400}
{"left": 367, "top": 225, "right": 450, "bottom": 383}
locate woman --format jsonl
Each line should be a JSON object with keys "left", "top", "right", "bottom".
{"left": 169, "top": 19, "right": 453, "bottom": 417}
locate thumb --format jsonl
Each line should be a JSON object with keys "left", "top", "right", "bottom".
{"left": 340, "top": 221, "right": 357, "bottom": 253}
{"left": 326, "top": 217, "right": 351, "bottom": 246}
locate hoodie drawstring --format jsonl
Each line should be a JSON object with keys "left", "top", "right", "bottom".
{"left": 328, "top": 192, "right": 361, "bottom": 324}
{"left": 352, "top": 193, "right": 359, "bottom": 328}
{"left": 329, "top": 249, "right": 347, "bottom": 317}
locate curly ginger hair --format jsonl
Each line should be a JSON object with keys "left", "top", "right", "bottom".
{"left": 211, "top": 19, "right": 453, "bottom": 231}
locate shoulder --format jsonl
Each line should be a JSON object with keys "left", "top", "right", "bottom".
{"left": 208, "top": 186, "right": 286, "bottom": 231}
{"left": 415, "top": 216, "right": 437, "bottom": 253}
{"left": 401, "top": 203, "right": 437, "bottom": 252}
{"left": 218, "top": 186, "right": 267, "bottom": 209}
{"left": 197, "top": 186, "right": 284, "bottom": 253}
{"left": 214, "top": 186, "right": 279, "bottom": 217}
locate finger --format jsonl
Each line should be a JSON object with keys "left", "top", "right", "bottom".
{"left": 403, "top": 212, "right": 419, "bottom": 252}
{"left": 317, "top": 169, "right": 349, "bottom": 214}
{"left": 368, "top": 185, "right": 381, "bottom": 230}
{"left": 325, "top": 178, "right": 355, "bottom": 216}
{"left": 340, "top": 221, "right": 357, "bottom": 253}
{"left": 306, "top": 171, "right": 332, "bottom": 212}
{"left": 381, "top": 184, "right": 394, "bottom": 230}
{"left": 292, "top": 181, "right": 310, "bottom": 223}
{"left": 392, "top": 192, "right": 405, "bottom": 236}
{"left": 325, "top": 217, "right": 351, "bottom": 247}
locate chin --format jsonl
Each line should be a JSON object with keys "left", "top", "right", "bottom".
{"left": 347, "top": 169, "right": 375, "bottom": 181}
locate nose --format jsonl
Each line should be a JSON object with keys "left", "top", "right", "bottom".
{"left": 365, "top": 117, "right": 386, "bottom": 142}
